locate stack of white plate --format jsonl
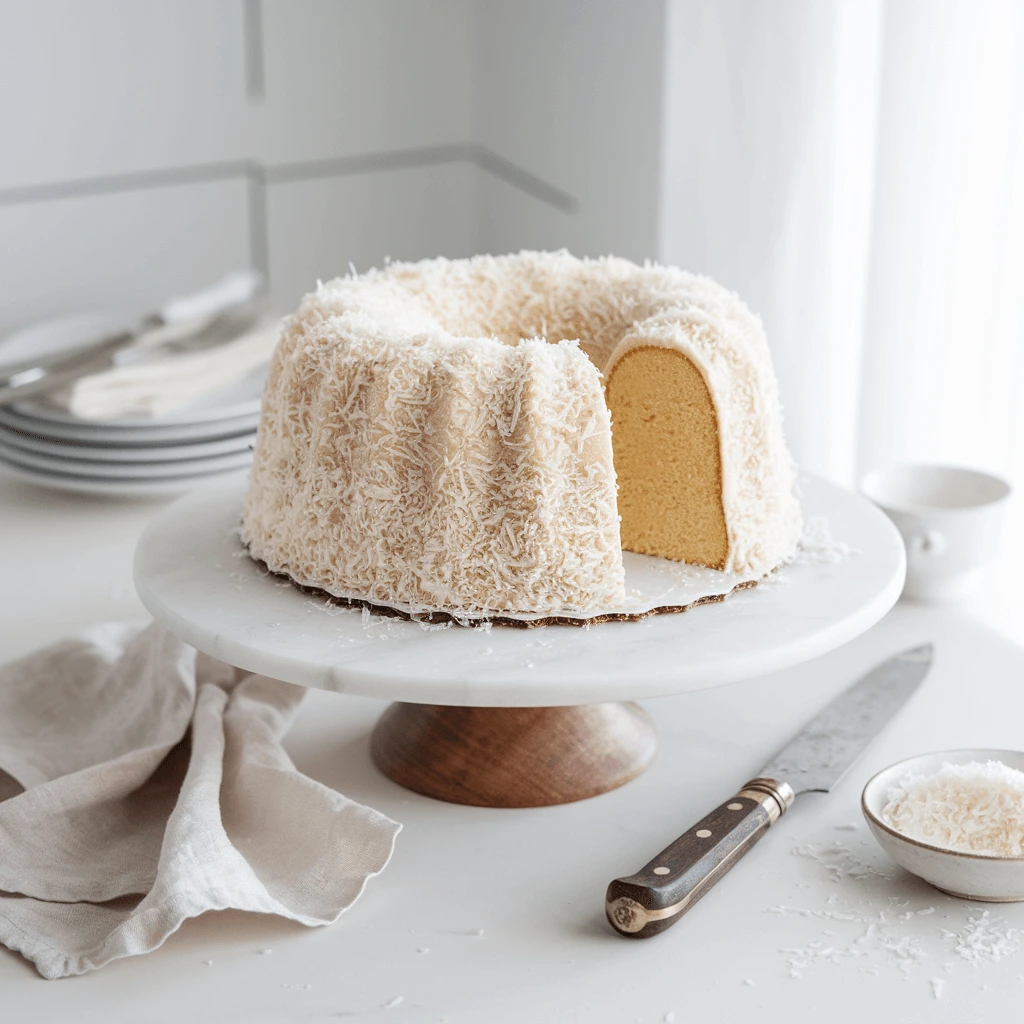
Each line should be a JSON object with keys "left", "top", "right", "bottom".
{"left": 0, "top": 372, "right": 262, "bottom": 498}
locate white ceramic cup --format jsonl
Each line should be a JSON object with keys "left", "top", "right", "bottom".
{"left": 860, "top": 464, "right": 1011, "bottom": 602}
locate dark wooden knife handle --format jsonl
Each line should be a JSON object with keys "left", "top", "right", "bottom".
{"left": 605, "top": 778, "right": 794, "bottom": 938}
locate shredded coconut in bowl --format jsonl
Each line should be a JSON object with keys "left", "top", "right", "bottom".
{"left": 881, "top": 760, "right": 1024, "bottom": 857}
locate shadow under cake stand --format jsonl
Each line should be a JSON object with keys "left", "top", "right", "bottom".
{"left": 133, "top": 475, "right": 905, "bottom": 808}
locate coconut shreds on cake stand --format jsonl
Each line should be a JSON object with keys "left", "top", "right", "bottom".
{"left": 134, "top": 474, "right": 905, "bottom": 807}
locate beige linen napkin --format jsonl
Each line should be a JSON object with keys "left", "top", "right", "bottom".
{"left": 42, "top": 318, "right": 279, "bottom": 421}
{"left": 0, "top": 622, "right": 401, "bottom": 979}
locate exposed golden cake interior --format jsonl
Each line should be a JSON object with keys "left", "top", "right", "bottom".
{"left": 605, "top": 345, "right": 729, "bottom": 569}
{"left": 242, "top": 251, "right": 802, "bottom": 617}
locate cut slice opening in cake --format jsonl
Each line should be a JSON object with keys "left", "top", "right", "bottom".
{"left": 603, "top": 344, "right": 728, "bottom": 570}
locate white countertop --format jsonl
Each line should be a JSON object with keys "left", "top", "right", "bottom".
{"left": 2, "top": 470, "right": 1024, "bottom": 1023}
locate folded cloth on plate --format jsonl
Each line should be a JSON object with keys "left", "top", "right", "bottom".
{"left": 44, "top": 318, "right": 280, "bottom": 422}
{"left": 0, "top": 622, "right": 400, "bottom": 979}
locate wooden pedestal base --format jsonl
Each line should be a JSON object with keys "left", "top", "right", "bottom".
{"left": 370, "top": 702, "right": 657, "bottom": 808}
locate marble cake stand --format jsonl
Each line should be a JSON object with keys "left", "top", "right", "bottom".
{"left": 133, "top": 475, "right": 905, "bottom": 807}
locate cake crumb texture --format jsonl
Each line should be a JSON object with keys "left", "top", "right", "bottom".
{"left": 605, "top": 345, "right": 728, "bottom": 568}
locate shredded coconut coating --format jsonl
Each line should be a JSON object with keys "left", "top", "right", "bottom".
{"left": 243, "top": 251, "right": 801, "bottom": 615}
{"left": 882, "top": 760, "right": 1024, "bottom": 857}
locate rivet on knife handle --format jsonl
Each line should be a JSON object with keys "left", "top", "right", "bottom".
{"left": 605, "top": 778, "right": 795, "bottom": 938}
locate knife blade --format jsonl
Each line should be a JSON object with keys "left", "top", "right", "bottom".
{"left": 605, "top": 643, "right": 933, "bottom": 938}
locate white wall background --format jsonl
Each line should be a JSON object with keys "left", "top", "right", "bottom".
{"left": 0, "top": 0, "right": 479, "bottom": 327}
{"left": 473, "top": 0, "right": 664, "bottom": 261}
{"left": 0, "top": 0, "right": 664, "bottom": 332}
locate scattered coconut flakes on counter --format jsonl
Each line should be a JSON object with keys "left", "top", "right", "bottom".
{"left": 882, "top": 760, "right": 1024, "bottom": 856}
{"left": 778, "top": 939, "right": 862, "bottom": 978}
{"left": 791, "top": 840, "right": 896, "bottom": 883}
{"left": 766, "top": 829, "right": 1024, "bottom": 985}
{"left": 941, "top": 911, "right": 1023, "bottom": 965}
{"left": 768, "top": 903, "right": 926, "bottom": 978}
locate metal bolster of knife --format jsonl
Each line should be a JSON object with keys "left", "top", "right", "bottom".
{"left": 736, "top": 777, "right": 795, "bottom": 821}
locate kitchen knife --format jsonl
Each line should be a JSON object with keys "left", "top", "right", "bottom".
{"left": 605, "top": 643, "right": 934, "bottom": 938}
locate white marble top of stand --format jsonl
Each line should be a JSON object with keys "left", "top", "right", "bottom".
{"left": 133, "top": 475, "right": 905, "bottom": 706}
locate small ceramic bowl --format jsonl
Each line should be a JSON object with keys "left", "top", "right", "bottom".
{"left": 862, "top": 749, "right": 1024, "bottom": 902}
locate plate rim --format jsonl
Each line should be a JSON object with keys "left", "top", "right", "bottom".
{"left": 0, "top": 457, "right": 249, "bottom": 497}
{"left": 0, "top": 438, "right": 253, "bottom": 479}
{"left": 0, "top": 406, "right": 260, "bottom": 445}
{"left": 9, "top": 394, "right": 262, "bottom": 428}
{"left": 0, "top": 424, "right": 255, "bottom": 462}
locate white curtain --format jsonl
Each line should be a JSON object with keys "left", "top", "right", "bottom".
{"left": 661, "top": 0, "right": 1024, "bottom": 637}
{"left": 661, "top": 0, "right": 884, "bottom": 486}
